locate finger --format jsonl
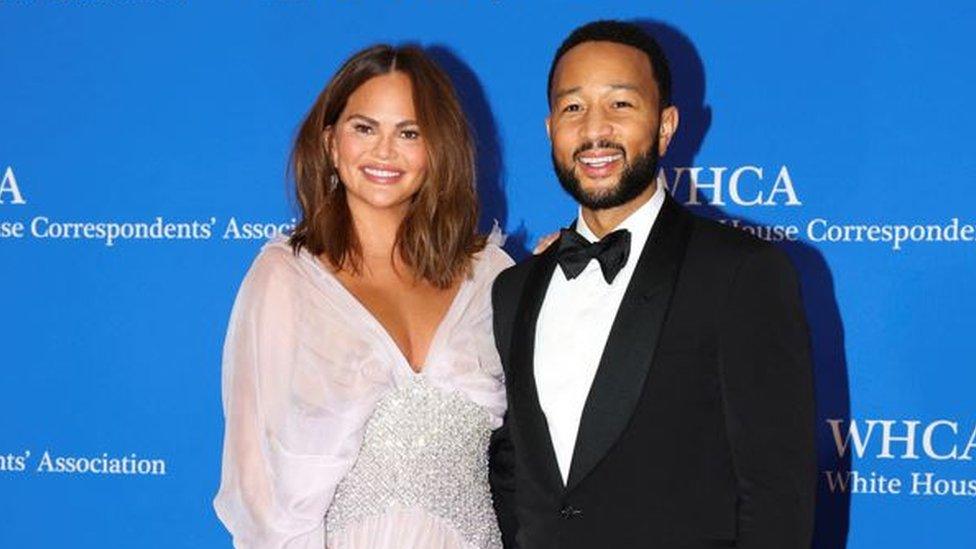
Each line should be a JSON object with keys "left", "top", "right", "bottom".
{"left": 533, "top": 232, "right": 560, "bottom": 254}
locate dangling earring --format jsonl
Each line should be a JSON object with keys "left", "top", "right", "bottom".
{"left": 329, "top": 173, "right": 339, "bottom": 192}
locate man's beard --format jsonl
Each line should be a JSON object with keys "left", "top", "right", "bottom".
{"left": 552, "top": 140, "right": 660, "bottom": 210}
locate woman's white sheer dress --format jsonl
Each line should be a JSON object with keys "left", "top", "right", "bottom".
{"left": 214, "top": 233, "right": 512, "bottom": 548}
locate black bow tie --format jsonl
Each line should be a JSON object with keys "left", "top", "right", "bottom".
{"left": 555, "top": 228, "right": 631, "bottom": 284}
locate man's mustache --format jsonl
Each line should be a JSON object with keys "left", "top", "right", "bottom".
{"left": 572, "top": 141, "right": 627, "bottom": 161}
{"left": 573, "top": 141, "right": 627, "bottom": 160}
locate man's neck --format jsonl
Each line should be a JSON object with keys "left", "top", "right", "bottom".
{"left": 580, "top": 182, "right": 657, "bottom": 239}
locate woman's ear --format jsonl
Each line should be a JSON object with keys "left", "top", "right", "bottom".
{"left": 323, "top": 125, "right": 338, "bottom": 167}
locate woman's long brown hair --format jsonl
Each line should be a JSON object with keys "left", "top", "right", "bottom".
{"left": 289, "top": 44, "right": 486, "bottom": 288}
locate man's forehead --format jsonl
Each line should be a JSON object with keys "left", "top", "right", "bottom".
{"left": 557, "top": 43, "right": 652, "bottom": 78}
{"left": 551, "top": 42, "right": 657, "bottom": 98}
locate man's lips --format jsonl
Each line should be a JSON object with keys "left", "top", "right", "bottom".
{"left": 575, "top": 150, "right": 624, "bottom": 178}
{"left": 360, "top": 165, "right": 404, "bottom": 184}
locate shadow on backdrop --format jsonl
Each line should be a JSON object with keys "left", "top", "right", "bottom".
{"left": 428, "top": 45, "right": 530, "bottom": 259}
{"left": 638, "top": 19, "right": 852, "bottom": 549}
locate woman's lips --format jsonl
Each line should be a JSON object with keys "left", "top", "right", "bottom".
{"left": 360, "top": 165, "right": 404, "bottom": 184}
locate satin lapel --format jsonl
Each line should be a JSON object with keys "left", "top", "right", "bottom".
{"left": 509, "top": 244, "right": 565, "bottom": 492}
{"left": 565, "top": 196, "right": 693, "bottom": 491}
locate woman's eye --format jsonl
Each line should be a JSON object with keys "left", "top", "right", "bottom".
{"left": 400, "top": 129, "right": 420, "bottom": 140}
{"left": 353, "top": 123, "right": 374, "bottom": 134}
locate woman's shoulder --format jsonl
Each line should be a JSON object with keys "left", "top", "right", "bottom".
{"left": 246, "top": 235, "right": 301, "bottom": 274}
{"left": 472, "top": 223, "right": 515, "bottom": 280}
{"left": 229, "top": 236, "right": 346, "bottom": 326}
{"left": 237, "top": 235, "right": 320, "bottom": 297}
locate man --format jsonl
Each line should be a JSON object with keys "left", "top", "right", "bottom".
{"left": 489, "top": 20, "right": 816, "bottom": 549}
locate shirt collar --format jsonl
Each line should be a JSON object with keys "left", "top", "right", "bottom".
{"left": 575, "top": 182, "right": 666, "bottom": 259}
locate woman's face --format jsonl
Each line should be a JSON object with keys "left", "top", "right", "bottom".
{"left": 329, "top": 71, "right": 428, "bottom": 217}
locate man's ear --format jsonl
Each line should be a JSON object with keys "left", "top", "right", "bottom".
{"left": 657, "top": 106, "right": 680, "bottom": 156}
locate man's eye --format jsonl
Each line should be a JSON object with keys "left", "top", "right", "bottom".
{"left": 353, "top": 123, "right": 374, "bottom": 134}
{"left": 401, "top": 129, "right": 420, "bottom": 140}
{"left": 612, "top": 101, "right": 634, "bottom": 109}
{"left": 563, "top": 104, "right": 581, "bottom": 113}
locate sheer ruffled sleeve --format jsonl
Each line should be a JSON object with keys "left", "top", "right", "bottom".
{"left": 214, "top": 244, "right": 366, "bottom": 548}
{"left": 428, "top": 234, "right": 514, "bottom": 429}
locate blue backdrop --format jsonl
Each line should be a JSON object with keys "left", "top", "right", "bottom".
{"left": 2, "top": 1, "right": 974, "bottom": 547}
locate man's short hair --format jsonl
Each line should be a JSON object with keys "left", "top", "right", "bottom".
{"left": 547, "top": 20, "right": 672, "bottom": 110}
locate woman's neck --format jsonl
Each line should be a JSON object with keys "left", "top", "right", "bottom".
{"left": 348, "top": 201, "right": 408, "bottom": 274}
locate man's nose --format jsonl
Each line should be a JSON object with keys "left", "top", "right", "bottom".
{"left": 580, "top": 110, "right": 613, "bottom": 142}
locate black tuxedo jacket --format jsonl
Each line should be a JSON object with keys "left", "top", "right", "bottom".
{"left": 489, "top": 196, "right": 816, "bottom": 549}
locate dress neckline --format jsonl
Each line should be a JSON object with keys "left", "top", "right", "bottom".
{"left": 303, "top": 251, "right": 473, "bottom": 377}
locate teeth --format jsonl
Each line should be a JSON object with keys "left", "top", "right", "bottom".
{"left": 579, "top": 154, "right": 622, "bottom": 166}
{"left": 364, "top": 167, "right": 401, "bottom": 178}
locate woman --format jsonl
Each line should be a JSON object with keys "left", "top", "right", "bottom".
{"left": 214, "top": 45, "right": 511, "bottom": 549}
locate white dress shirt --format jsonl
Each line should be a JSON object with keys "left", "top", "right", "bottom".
{"left": 534, "top": 183, "right": 666, "bottom": 483}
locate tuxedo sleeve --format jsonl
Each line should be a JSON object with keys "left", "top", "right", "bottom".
{"left": 718, "top": 244, "right": 816, "bottom": 549}
{"left": 489, "top": 272, "right": 519, "bottom": 548}
{"left": 489, "top": 417, "right": 518, "bottom": 548}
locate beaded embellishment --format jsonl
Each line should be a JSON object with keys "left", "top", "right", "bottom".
{"left": 326, "top": 376, "right": 502, "bottom": 548}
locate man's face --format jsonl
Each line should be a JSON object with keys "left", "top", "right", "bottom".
{"left": 547, "top": 41, "right": 678, "bottom": 209}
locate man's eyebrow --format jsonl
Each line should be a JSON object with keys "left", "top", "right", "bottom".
{"left": 609, "top": 83, "right": 640, "bottom": 92}
{"left": 552, "top": 86, "right": 581, "bottom": 101}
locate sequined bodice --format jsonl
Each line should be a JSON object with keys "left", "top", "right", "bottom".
{"left": 326, "top": 376, "right": 502, "bottom": 548}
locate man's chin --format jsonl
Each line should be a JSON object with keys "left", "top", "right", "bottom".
{"left": 554, "top": 144, "right": 660, "bottom": 211}
{"left": 577, "top": 178, "right": 623, "bottom": 200}
{"left": 577, "top": 189, "right": 625, "bottom": 210}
